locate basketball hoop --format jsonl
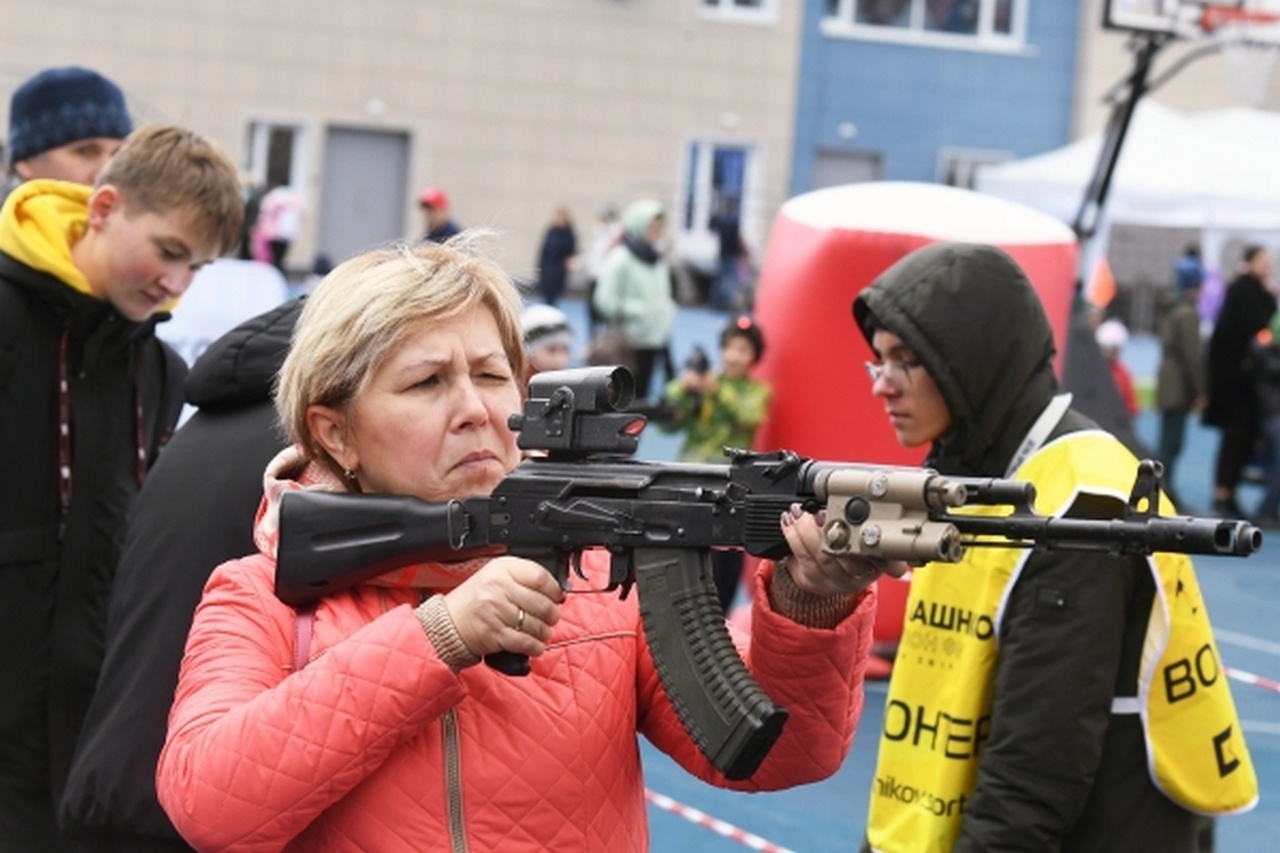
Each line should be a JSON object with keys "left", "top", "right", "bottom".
{"left": 1200, "top": 2, "right": 1280, "bottom": 105}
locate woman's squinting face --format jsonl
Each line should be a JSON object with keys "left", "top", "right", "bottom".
{"left": 344, "top": 307, "right": 523, "bottom": 503}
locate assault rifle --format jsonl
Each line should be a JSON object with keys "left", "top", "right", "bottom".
{"left": 275, "top": 366, "right": 1261, "bottom": 780}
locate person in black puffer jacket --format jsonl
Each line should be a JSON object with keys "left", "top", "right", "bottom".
{"left": 59, "top": 298, "right": 301, "bottom": 851}
{"left": 1204, "top": 246, "right": 1276, "bottom": 517}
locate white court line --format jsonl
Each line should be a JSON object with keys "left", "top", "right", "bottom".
{"left": 1241, "top": 720, "right": 1280, "bottom": 736}
{"left": 1217, "top": 629, "right": 1280, "bottom": 657}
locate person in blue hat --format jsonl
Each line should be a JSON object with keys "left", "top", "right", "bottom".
{"left": 2, "top": 66, "right": 132, "bottom": 204}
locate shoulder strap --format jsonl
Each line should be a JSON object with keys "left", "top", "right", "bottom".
{"left": 292, "top": 606, "right": 316, "bottom": 672}
{"left": 145, "top": 338, "right": 188, "bottom": 461}
{"left": 1004, "top": 393, "right": 1073, "bottom": 477}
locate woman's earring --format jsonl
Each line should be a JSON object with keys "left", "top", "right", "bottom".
{"left": 343, "top": 467, "right": 358, "bottom": 482}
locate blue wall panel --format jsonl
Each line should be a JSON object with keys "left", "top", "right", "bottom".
{"left": 792, "top": 1, "right": 1082, "bottom": 194}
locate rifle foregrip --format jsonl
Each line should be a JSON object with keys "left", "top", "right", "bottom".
{"left": 633, "top": 548, "right": 788, "bottom": 781}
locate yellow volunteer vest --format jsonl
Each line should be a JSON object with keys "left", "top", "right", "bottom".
{"left": 865, "top": 431, "right": 1257, "bottom": 853}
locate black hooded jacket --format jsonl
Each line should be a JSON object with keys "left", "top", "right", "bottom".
{"left": 854, "top": 244, "right": 1195, "bottom": 853}
{"left": 1204, "top": 270, "right": 1276, "bottom": 427}
{"left": 60, "top": 299, "right": 301, "bottom": 851}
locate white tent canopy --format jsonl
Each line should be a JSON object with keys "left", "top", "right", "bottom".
{"left": 975, "top": 100, "right": 1280, "bottom": 272}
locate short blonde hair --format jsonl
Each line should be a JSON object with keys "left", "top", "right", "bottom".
{"left": 96, "top": 123, "right": 243, "bottom": 255}
{"left": 276, "top": 236, "right": 527, "bottom": 470}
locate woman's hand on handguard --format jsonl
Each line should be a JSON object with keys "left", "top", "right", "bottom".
{"left": 442, "top": 557, "right": 566, "bottom": 659}
{"left": 779, "top": 503, "right": 908, "bottom": 597}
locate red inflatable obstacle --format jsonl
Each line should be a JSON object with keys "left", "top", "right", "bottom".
{"left": 748, "top": 182, "right": 1078, "bottom": 676}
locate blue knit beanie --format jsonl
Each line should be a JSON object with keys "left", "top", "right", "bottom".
{"left": 8, "top": 66, "right": 132, "bottom": 164}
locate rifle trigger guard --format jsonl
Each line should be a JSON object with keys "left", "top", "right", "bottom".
{"left": 607, "top": 548, "right": 636, "bottom": 598}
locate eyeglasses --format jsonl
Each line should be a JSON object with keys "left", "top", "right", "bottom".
{"left": 864, "top": 358, "right": 922, "bottom": 387}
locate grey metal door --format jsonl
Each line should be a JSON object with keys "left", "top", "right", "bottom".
{"left": 317, "top": 127, "right": 410, "bottom": 264}
{"left": 811, "top": 148, "right": 882, "bottom": 190}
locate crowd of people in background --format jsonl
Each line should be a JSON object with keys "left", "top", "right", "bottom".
{"left": 1105, "top": 241, "right": 1280, "bottom": 526}
{"left": 0, "top": 61, "right": 1269, "bottom": 853}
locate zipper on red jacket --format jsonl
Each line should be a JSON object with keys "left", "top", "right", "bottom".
{"left": 443, "top": 708, "right": 469, "bottom": 852}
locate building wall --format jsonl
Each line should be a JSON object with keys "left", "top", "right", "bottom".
{"left": 791, "top": 0, "right": 1082, "bottom": 193}
{"left": 1, "top": 0, "right": 802, "bottom": 280}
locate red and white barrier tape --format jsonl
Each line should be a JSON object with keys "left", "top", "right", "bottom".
{"left": 645, "top": 789, "right": 797, "bottom": 853}
{"left": 1227, "top": 666, "right": 1280, "bottom": 694}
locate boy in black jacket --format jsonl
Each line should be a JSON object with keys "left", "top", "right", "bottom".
{"left": 0, "top": 124, "right": 242, "bottom": 851}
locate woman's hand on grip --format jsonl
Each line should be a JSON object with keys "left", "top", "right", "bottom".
{"left": 442, "top": 557, "right": 565, "bottom": 659}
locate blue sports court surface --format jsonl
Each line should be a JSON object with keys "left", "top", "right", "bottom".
{"left": 553, "top": 299, "right": 1278, "bottom": 851}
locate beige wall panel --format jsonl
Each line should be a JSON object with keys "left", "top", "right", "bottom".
{"left": 2, "top": 0, "right": 799, "bottom": 277}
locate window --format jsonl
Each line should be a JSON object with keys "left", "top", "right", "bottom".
{"left": 700, "top": 0, "right": 777, "bottom": 24}
{"left": 683, "top": 141, "right": 751, "bottom": 231}
{"left": 678, "top": 140, "right": 757, "bottom": 271}
{"left": 813, "top": 148, "right": 883, "bottom": 189}
{"left": 823, "top": 0, "right": 1024, "bottom": 49}
{"left": 937, "top": 146, "right": 1013, "bottom": 189}
{"left": 244, "top": 120, "right": 307, "bottom": 194}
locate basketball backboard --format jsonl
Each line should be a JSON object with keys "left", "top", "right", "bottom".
{"left": 1104, "top": 0, "right": 1280, "bottom": 40}
{"left": 1103, "top": 0, "right": 1218, "bottom": 37}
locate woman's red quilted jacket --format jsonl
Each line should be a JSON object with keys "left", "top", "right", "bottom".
{"left": 157, "top": 551, "right": 875, "bottom": 851}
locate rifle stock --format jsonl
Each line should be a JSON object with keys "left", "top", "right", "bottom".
{"left": 276, "top": 493, "right": 495, "bottom": 604}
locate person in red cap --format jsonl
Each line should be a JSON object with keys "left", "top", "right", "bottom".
{"left": 418, "top": 186, "right": 461, "bottom": 243}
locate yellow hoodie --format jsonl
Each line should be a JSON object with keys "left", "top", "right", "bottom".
{"left": 0, "top": 179, "right": 94, "bottom": 296}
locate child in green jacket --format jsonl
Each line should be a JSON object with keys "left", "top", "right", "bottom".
{"left": 662, "top": 315, "right": 772, "bottom": 610}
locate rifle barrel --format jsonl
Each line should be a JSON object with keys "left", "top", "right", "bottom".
{"left": 949, "top": 515, "right": 1262, "bottom": 557}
